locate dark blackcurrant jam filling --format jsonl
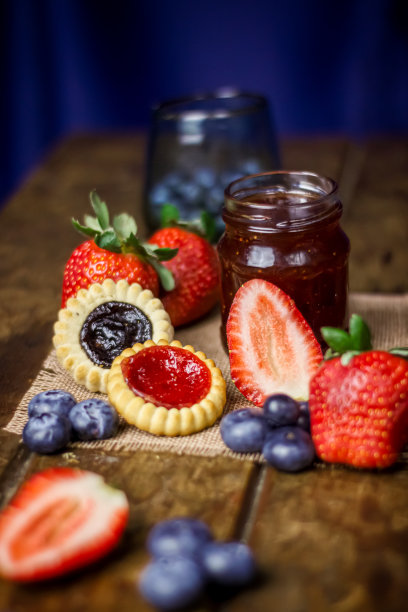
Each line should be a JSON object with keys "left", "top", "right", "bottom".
{"left": 80, "top": 302, "right": 153, "bottom": 368}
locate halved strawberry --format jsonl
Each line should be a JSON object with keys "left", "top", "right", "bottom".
{"left": 226, "top": 279, "right": 322, "bottom": 406}
{"left": 0, "top": 467, "right": 129, "bottom": 581}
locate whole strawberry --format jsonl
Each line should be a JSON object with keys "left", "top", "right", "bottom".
{"left": 148, "top": 205, "right": 220, "bottom": 327}
{"left": 310, "top": 314, "right": 408, "bottom": 469}
{"left": 61, "top": 192, "right": 177, "bottom": 307}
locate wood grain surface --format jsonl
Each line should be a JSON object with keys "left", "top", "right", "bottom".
{"left": 0, "top": 133, "right": 407, "bottom": 612}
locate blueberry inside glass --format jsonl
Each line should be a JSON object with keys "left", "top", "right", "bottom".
{"left": 80, "top": 301, "right": 153, "bottom": 368}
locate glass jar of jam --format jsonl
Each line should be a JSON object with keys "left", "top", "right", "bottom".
{"left": 217, "top": 171, "right": 350, "bottom": 344}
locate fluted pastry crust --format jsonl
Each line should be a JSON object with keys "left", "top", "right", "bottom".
{"left": 53, "top": 279, "right": 174, "bottom": 393}
{"left": 107, "top": 340, "right": 226, "bottom": 436}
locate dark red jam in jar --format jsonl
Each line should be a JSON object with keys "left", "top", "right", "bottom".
{"left": 217, "top": 171, "right": 350, "bottom": 344}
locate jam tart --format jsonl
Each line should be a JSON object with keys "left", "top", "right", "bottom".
{"left": 53, "top": 279, "right": 174, "bottom": 393}
{"left": 107, "top": 340, "right": 226, "bottom": 436}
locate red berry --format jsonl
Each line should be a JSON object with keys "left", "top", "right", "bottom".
{"left": 309, "top": 350, "right": 408, "bottom": 469}
{"left": 0, "top": 467, "right": 129, "bottom": 581}
{"left": 61, "top": 239, "right": 159, "bottom": 307}
{"left": 226, "top": 279, "right": 322, "bottom": 406}
{"left": 148, "top": 227, "right": 220, "bottom": 327}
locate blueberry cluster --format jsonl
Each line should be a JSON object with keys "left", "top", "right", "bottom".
{"left": 220, "top": 394, "right": 315, "bottom": 472}
{"left": 148, "top": 160, "right": 263, "bottom": 237}
{"left": 23, "top": 389, "right": 119, "bottom": 453}
{"left": 139, "top": 518, "right": 256, "bottom": 610}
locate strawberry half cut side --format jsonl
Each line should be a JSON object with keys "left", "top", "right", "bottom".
{"left": 226, "top": 279, "right": 323, "bottom": 406}
{"left": 0, "top": 467, "right": 129, "bottom": 582}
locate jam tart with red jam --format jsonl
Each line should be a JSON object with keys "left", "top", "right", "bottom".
{"left": 53, "top": 279, "right": 174, "bottom": 393}
{"left": 107, "top": 340, "right": 226, "bottom": 436}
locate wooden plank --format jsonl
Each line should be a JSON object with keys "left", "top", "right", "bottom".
{"left": 281, "top": 137, "right": 349, "bottom": 183}
{"left": 342, "top": 139, "right": 408, "bottom": 293}
{"left": 0, "top": 134, "right": 406, "bottom": 612}
{"left": 227, "top": 462, "right": 408, "bottom": 612}
{"left": 0, "top": 449, "right": 257, "bottom": 612}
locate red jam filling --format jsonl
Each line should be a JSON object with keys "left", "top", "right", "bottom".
{"left": 121, "top": 346, "right": 212, "bottom": 410}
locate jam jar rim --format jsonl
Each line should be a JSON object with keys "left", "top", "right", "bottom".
{"left": 223, "top": 170, "right": 342, "bottom": 233}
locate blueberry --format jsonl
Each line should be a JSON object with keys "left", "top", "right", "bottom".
{"left": 176, "top": 180, "right": 202, "bottom": 205}
{"left": 149, "top": 183, "right": 172, "bottom": 205}
{"left": 263, "top": 394, "right": 300, "bottom": 426}
{"left": 69, "top": 399, "right": 118, "bottom": 441}
{"left": 139, "top": 556, "right": 205, "bottom": 611}
{"left": 23, "top": 413, "right": 71, "bottom": 454}
{"left": 207, "top": 185, "right": 224, "bottom": 213}
{"left": 201, "top": 541, "right": 256, "bottom": 586}
{"left": 147, "top": 518, "right": 213, "bottom": 560}
{"left": 239, "top": 158, "right": 262, "bottom": 175}
{"left": 195, "top": 167, "right": 216, "bottom": 189}
{"left": 27, "top": 389, "right": 76, "bottom": 418}
{"left": 220, "top": 169, "right": 243, "bottom": 187}
{"left": 263, "top": 426, "right": 315, "bottom": 472}
{"left": 163, "top": 171, "right": 185, "bottom": 190}
{"left": 220, "top": 409, "right": 269, "bottom": 453}
{"left": 297, "top": 401, "right": 311, "bottom": 432}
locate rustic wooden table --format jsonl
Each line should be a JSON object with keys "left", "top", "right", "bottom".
{"left": 0, "top": 134, "right": 407, "bottom": 612}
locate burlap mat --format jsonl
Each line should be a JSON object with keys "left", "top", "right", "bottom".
{"left": 4, "top": 293, "right": 408, "bottom": 462}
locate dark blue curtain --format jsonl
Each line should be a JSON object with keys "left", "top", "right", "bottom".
{"left": 1, "top": 0, "right": 407, "bottom": 207}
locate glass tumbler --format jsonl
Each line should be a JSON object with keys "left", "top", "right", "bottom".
{"left": 144, "top": 90, "right": 279, "bottom": 239}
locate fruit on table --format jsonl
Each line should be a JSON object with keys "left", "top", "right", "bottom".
{"left": 27, "top": 389, "right": 76, "bottom": 418}
{"left": 262, "top": 426, "right": 315, "bottom": 472}
{"left": 263, "top": 393, "right": 301, "bottom": 427}
{"left": 108, "top": 340, "right": 226, "bottom": 436}
{"left": 297, "top": 401, "right": 311, "bottom": 432}
{"left": 61, "top": 191, "right": 177, "bottom": 307}
{"left": 227, "top": 279, "right": 323, "bottom": 406}
{"left": 0, "top": 467, "right": 129, "bottom": 581}
{"left": 22, "top": 412, "right": 71, "bottom": 454}
{"left": 220, "top": 394, "right": 315, "bottom": 471}
{"left": 69, "top": 398, "right": 119, "bottom": 441}
{"left": 220, "top": 408, "right": 271, "bottom": 453}
{"left": 201, "top": 541, "right": 256, "bottom": 586}
{"left": 54, "top": 278, "right": 173, "bottom": 393}
{"left": 148, "top": 224, "right": 220, "bottom": 327}
{"left": 139, "top": 555, "right": 206, "bottom": 611}
{"left": 147, "top": 517, "right": 213, "bottom": 560}
{"left": 139, "top": 518, "right": 257, "bottom": 609}
{"left": 23, "top": 389, "right": 120, "bottom": 454}
{"left": 310, "top": 314, "right": 408, "bottom": 469}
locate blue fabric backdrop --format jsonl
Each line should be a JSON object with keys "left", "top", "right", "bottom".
{"left": 1, "top": 0, "right": 407, "bottom": 207}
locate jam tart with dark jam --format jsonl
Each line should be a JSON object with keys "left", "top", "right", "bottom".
{"left": 53, "top": 279, "right": 173, "bottom": 393}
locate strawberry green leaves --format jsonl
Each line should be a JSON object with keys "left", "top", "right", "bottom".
{"left": 72, "top": 191, "right": 178, "bottom": 291}
{"left": 322, "top": 314, "right": 372, "bottom": 361}
{"left": 160, "top": 204, "right": 217, "bottom": 243}
{"left": 113, "top": 213, "right": 137, "bottom": 241}
{"left": 321, "top": 314, "right": 408, "bottom": 365}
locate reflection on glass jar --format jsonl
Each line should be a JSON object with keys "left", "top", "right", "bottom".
{"left": 144, "top": 90, "right": 279, "bottom": 239}
{"left": 217, "top": 171, "right": 350, "bottom": 344}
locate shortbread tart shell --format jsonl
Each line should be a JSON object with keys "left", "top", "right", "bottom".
{"left": 53, "top": 279, "right": 174, "bottom": 393}
{"left": 107, "top": 340, "right": 226, "bottom": 436}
